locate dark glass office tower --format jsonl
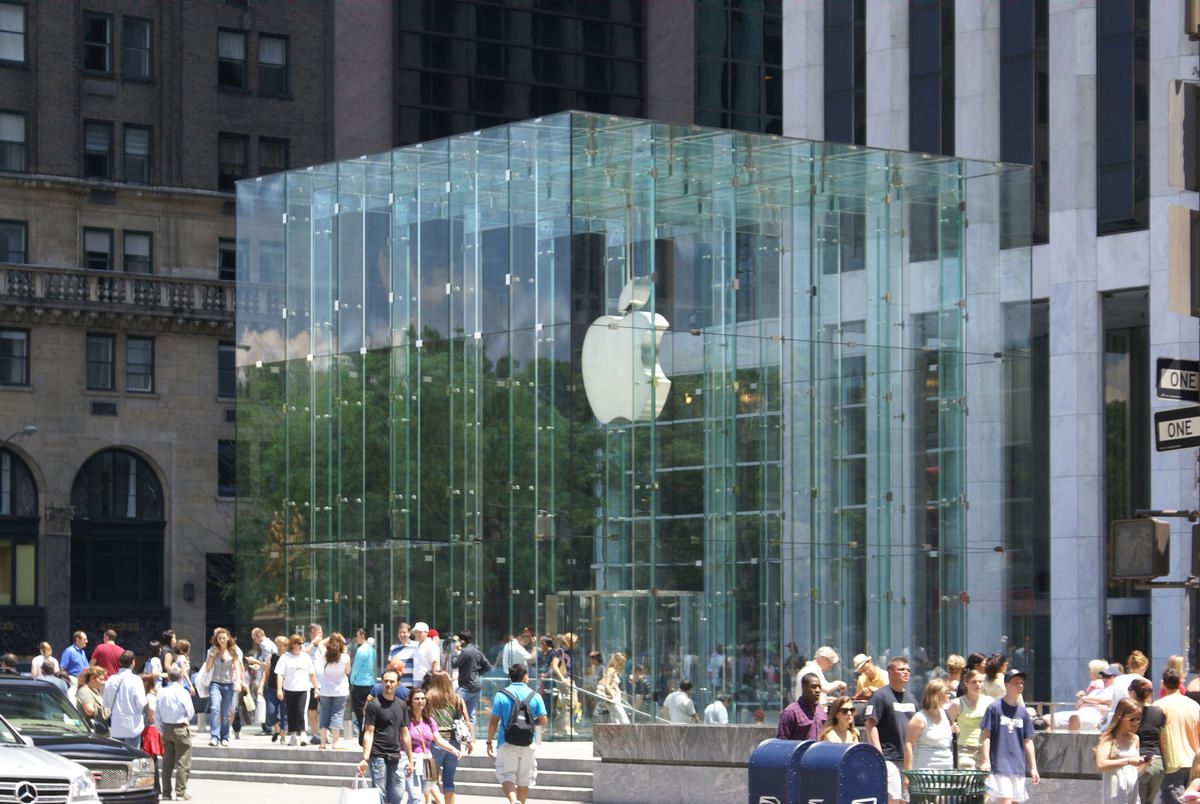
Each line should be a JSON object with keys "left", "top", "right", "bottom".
{"left": 391, "top": 0, "right": 782, "bottom": 146}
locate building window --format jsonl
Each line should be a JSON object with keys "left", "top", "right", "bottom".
{"left": 82, "top": 12, "right": 113, "bottom": 74}
{"left": 84, "top": 121, "right": 112, "bottom": 180}
{"left": 259, "top": 34, "right": 288, "bottom": 96}
{"left": 0, "top": 219, "right": 25, "bottom": 264}
{"left": 218, "top": 440, "right": 237, "bottom": 497}
{"left": 217, "top": 29, "right": 247, "bottom": 90}
{"left": 1000, "top": 0, "right": 1049, "bottom": 247}
{"left": 122, "top": 17, "right": 151, "bottom": 81}
{"left": 123, "top": 231, "right": 152, "bottom": 274}
{"left": 909, "top": 0, "right": 954, "bottom": 156}
{"left": 0, "top": 111, "right": 26, "bottom": 173}
{"left": 218, "top": 133, "right": 247, "bottom": 191}
{"left": 1097, "top": 0, "right": 1149, "bottom": 235}
{"left": 0, "top": 329, "right": 28, "bottom": 386}
{"left": 824, "top": 0, "right": 866, "bottom": 145}
{"left": 694, "top": 1, "right": 782, "bottom": 135}
{"left": 259, "top": 137, "right": 288, "bottom": 176}
{"left": 0, "top": 2, "right": 26, "bottom": 64}
{"left": 218, "top": 341, "right": 236, "bottom": 397}
{"left": 219, "top": 238, "right": 237, "bottom": 281}
{"left": 0, "top": 536, "right": 35, "bottom": 605}
{"left": 86, "top": 333, "right": 115, "bottom": 391}
{"left": 83, "top": 228, "right": 112, "bottom": 271}
{"left": 124, "top": 125, "right": 151, "bottom": 184}
{"left": 126, "top": 336, "right": 153, "bottom": 393}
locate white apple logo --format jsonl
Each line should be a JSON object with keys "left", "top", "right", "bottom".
{"left": 580, "top": 277, "right": 671, "bottom": 424}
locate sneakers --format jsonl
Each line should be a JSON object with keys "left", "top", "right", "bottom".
{"left": 288, "top": 735, "right": 298, "bottom": 746}
{"left": 176, "top": 794, "right": 192, "bottom": 801}
{"left": 208, "top": 739, "right": 217, "bottom": 747}
{"left": 271, "top": 733, "right": 279, "bottom": 743}
{"left": 220, "top": 739, "right": 230, "bottom": 747}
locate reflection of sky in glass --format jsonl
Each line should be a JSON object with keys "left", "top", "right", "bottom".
{"left": 1105, "top": 352, "right": 1129, "bottom": 404}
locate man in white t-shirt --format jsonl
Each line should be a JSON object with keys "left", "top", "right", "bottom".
{"left": 409, "top": 622, "right": 440, "bottom": 687}
{"left": 795, "top": 646, "right": 846, "bottom": 701}
{"left": 702, "top": 692, "right": 730, "bottom": 724}
{"left": 662, "top": 681, "right": 700, "bottom": 723}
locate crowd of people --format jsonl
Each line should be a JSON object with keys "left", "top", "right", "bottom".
{"left": 770, "top": 645, "right": 1200, "bottom": 804}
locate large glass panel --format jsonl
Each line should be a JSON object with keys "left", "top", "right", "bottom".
{"left": 236, "top": 112, "right": 1032, "bottom": 732}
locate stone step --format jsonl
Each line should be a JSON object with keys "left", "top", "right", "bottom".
{"left": 187, "top": 768, "right": 592, "bottom": 801}
{"left": 187, "top": 744, "right": 594, "bottom": 802}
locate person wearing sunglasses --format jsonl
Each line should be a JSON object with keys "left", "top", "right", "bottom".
{"left": 819, "top": 696, "right": 858, "bottom": 744}
{"left": 1094, "top": 697, "right": 1148, "bottom": 804}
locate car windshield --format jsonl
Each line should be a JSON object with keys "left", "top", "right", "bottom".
{"left": 0, "top": 687, "right": 89, "bottom": 735}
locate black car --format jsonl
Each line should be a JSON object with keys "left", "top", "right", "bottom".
{"left": 0, "top": 676, "right": 157, "bottom": 804}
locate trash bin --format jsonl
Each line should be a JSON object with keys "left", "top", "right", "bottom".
{"left": 901, "top": 769, "right": 990, "bottom": 804}
{"left": 748, "top": 738, "right": 812, "bottom": 804}
{"left": 749, "top": 739, "right": 887, "bottom": 804}
{"left": 794, "top": 741, "right": 887, "bottom": 804}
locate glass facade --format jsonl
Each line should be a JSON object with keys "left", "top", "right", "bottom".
{"left": 235, "top": 112, "right": 1032, "bottom": 728}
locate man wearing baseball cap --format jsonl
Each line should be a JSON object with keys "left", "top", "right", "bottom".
{"left": 979, "top": 668, "right": 1040, "bottom": 804}
{"left": 410, "top": 622, "right": 440, "bottom": 688}
{"left": 853, "top": 653, "right": 887, "bottom": 700}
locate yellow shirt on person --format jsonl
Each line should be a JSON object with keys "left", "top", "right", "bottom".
{"left": 855, "top": 666, "right": 887, "bottom": 698}
{"left": 1157, "top": 691, "right": 1200, "bottom": 773}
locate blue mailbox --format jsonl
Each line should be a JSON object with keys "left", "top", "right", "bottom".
{"left": 748, "top": 739, "right": 887, "bottom": 804}
{"left": 795, "top": 741, "right": 886, "bottom": 804}
{"left": 748, "top": 738, "right": 813, "bottom": 804}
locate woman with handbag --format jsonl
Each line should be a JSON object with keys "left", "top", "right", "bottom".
{"left": 408, "top": 687, "right": 461, "bottom": 804}
{"left": 425, "top": 671, "right": 472, "bottom": 804}
{"left": 595, "top": 653, "right": 629, "bottom": 725}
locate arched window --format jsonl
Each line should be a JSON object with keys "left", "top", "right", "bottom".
{"left": 0, "top": 449, "right": 38, "bottom": 607}
{"left": 70, "top": 449, "right": 164, "bottom": 609}
{"left": 70, "top": 448, "right": 163, "bottom": 521}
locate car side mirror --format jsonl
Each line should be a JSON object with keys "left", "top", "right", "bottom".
{"left": 90, "top": 718, "right": 110, "bottom": 737}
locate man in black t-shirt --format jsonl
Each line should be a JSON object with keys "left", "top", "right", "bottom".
{"left": 357, "top": 667, "right": 416, "bottom": 804}
{"left": 864, "top": 657, "right": 918, "bottom": 804}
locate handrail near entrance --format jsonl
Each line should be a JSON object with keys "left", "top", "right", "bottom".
{"left": 548, "top": 677, "right": 672, "bottom": 724}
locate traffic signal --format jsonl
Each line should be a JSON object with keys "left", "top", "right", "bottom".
{"left": 1109, "top": 518, "right": 1170, "bottom": 580}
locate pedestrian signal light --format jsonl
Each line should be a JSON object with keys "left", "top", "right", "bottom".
{"left": 1110, "top": 518, "right": 1170, "bottom": 580}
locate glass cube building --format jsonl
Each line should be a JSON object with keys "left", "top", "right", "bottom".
{"left": 235, "top": 111, "right": 1033, "bottom": 725}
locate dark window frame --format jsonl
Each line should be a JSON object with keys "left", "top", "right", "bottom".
{"left": 82, "top": 11, "right": 113, "bottom": 75}
{"left": 1000, "top": 0, "right": 1050, "bottom": 247}
{"left": 258, "top": 136, "right": 288, "bottom": 176}
{"left": 218, "top": 341, "right": 236, "bottom": 398}
{"left": 0, "top": 110, "right": 27, "bottom": 173}
{"left": 0, "top": 1, "right": 27, "bottom": 65}
{"left": 218, "top": 132, "right": 247, "bottom": 191}
{"left": 824, "top": 0, "right": 866, "bottom": 145}
{"left": 83, "top": 120, "right": 113, "bottom": 180}
{"left": 123, "top": 230, "right": 152, "bottom": 274}
{"left": 258, "top": 33, "right": 289, "bottom": 97}
{"left": 0, "top": 218, "right": 26, "bottom": 263}
{"left": 83, "top": 227, "right": 113, "bottom": 271}
{"left": 218, "top": 238, "right": 237, "bottom": 281}
{"left": 121, "top": 16, "right": 152, "bottom": 81}
{"left": 908, "top": 0, "right": 955, "bottom": 156}
{"left": 86, "top": 332, "right": 115, "bottom": 391}
{"left": 0, "top": 327, "right": 29, "bottom": 387}
{"left": 125, "top": 335, "right": 154, "bottom": 393}
{"left": 217, "top": 439, "right": 237, "bottom": 497}
{"left": 1096, "top": 0, "right": 1149, "bottom": 235}
{"left": 217, "top": 28, "right": 247, "bottom": 91}
{"left": 82, "top": 228, "right": 112, "bottom": 272}
{"left": 123, "top": 124, "right": 151, "bottom": 184}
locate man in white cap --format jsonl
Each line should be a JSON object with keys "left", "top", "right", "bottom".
{"left": 409, "top": 622, "right": 440, "bottom": 688}
{"left": 852, "top": 653, "right": 888, "bottom": 700}
{"left": 795, "top": 646, "right": 846, "bottom": 702}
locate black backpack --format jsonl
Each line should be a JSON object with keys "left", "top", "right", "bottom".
{"left": 500, "top": 687, "right": 538, "bottom": 746}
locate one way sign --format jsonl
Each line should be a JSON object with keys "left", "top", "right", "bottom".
{"left": 1155, "top": 405, "right": 1200, "bottom": 451}
{"left": 1158, "top": 358, "right": 1200, "bottom": 402}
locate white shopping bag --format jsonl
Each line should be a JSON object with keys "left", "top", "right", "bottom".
{"left": 337, "top": 774, "right": 378, "bottom": 804}
{"left": 255, "top": 694, "right": 267, "bottom": 725}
